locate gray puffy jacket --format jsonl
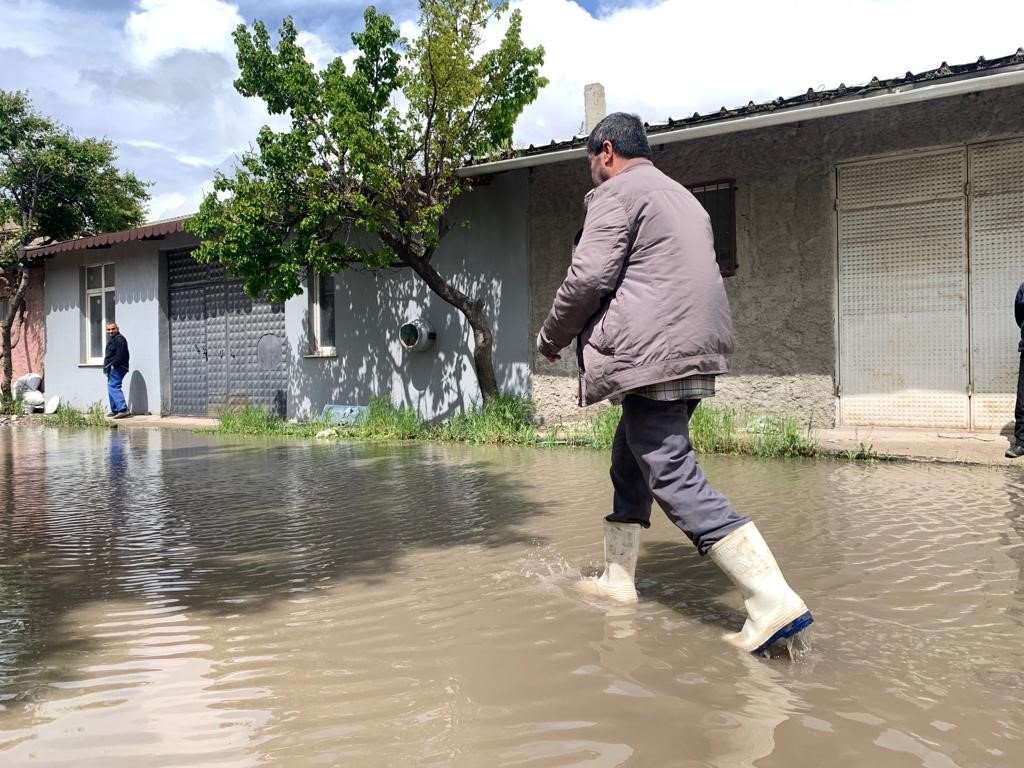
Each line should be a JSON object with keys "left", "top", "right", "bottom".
{"left": 537, "top": 160, "right": 734, "bottom": 406}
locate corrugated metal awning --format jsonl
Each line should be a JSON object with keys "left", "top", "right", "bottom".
{"left": 27, "top": 215, "right": 193, "bottom": 257}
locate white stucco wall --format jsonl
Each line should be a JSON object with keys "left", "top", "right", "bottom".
{"left": 286, "top": 169, "right": 531, "bottom": 422}
{"left": 43, "top": 233, "right": 193, "bottom": 414}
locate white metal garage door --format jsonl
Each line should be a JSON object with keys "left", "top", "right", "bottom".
{"left": 838, "top": 138, "right": 1024, "bottom": 429}
{"left": 837, "top": 149, "right": 970, "bottom": 427}
{"left": 969, "top": 138, "right": 1024, "bottom": 429}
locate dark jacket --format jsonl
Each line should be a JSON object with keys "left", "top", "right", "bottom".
{"left": 1016, "top": 283, "right": 1024, "bottom": 353}
{"left": 103, "top": 333, "right": 130, "bottom": 374}
{"left": 537, "top": 160, "right": 734, "bottom": 405}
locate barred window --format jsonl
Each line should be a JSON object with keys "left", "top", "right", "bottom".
{"left": 688, "top": 180, "right": 737, "bottom": 277}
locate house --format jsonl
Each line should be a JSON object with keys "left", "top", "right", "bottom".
{"left": 0, "top": 264, "right": 45, "bottom": 387}
{"left": 30, "top": 50, "right": 1024, "bottom": 430}
{"left": 32, "top": 187, "right": 530, "bottom": 420}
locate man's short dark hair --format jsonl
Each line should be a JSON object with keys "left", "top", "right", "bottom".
{"left": 586, "top": 112, "right": 652, "bottom": 160}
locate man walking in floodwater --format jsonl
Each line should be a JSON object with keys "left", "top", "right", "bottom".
{"left": 536, "top": 112, "right": 812, "bottom": 655}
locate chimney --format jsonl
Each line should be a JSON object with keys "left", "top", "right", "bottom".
{"left": 584, "top": 83, "right": 606, "bottom": 135}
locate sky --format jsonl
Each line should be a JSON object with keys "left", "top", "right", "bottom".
{"left": 1, "top": 0, "right": 1022, "bottom": 221}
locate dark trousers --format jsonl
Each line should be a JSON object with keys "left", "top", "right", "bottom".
{"left": 605, "top": 395, "right": 750, "bottom": 556}
{"left": 1015, "top": 352, "right": 1024, "bottom": 446}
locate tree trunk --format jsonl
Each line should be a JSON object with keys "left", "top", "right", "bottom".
{"left": 400, "top": 252, "right": 499, "bottom": 404}
{"left": 0, "top": 267, "right": 29, "bottom": 404}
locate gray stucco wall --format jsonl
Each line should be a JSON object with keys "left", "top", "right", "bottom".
{"left": 287, "top": 169, "right": 531, "bottom": 422}
{"left": 529, "top": 86, "right": 1024, "bottom": 427}
{"left": 43, "top": 232, "right": 190, "bottom": 414}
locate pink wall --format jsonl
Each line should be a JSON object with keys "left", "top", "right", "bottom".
{"left": 2, "top": 266, "right": 45, "bottom": 384}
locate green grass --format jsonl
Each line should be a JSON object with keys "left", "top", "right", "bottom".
{"left": 693, "top": 403, "right": 819, "bottom": 457}
{"left": 344, "top": 397, "right": 431, "bottom": 441}
{"left": 42, "top": 401, "right": 110, "bottom": 428}
{"left": 839, "top": 441, "right": 881, "bottom": 461}
{"left": 216, "top": 404, "right": 331, "bottom": 438}
{"left": 541, "top": 401, "right": 819, "bottom": 458}
{"left": 205, "top": 395, "right": 846, "bottom": 461}
{"left": 1, "top": 392, "right": 21, "bottom": 416}
{"left": 215, "top": 397, "right": 430, "bottom": 441}
{"left": 438, "top": 395, "right": 537, "bottom": 444}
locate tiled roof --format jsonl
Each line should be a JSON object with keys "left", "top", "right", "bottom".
{"left": 469, "top": 48, "right": 1024, "bottom": 167}
{"left": 27, "top": 215, "right": 193, "bottom": 257}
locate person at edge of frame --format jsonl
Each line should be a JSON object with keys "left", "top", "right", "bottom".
{"left": 1006, "top": 281, "right": 1024, "bottom": 458}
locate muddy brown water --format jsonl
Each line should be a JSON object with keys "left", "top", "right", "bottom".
{"left": 1, "top": 426, "right": 1022, "bottom": 767}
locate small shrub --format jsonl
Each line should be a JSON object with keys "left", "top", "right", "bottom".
{"left": 690, "top": 402, "right": 742, "bottom": 454}
{"left": 745, "top": 412, "right": 819, "bottom": 458}
{"left": 1, "top": 391, "right": 22, "bottom": 416}
{"left": 42, "top": 401, "right": 108, "bottom": 428}
{"left": 343, "top": 396, "right": 429, "bottom": 441}
{"left": 216, "top": 405, "right": 328, "bottom": 438}
{"left": 439, "top": 395, "right": 537, "bottom": 444}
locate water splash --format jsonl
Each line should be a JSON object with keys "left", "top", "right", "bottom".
{"left": 761, "top": 629, "right": 812, "bottom": 661}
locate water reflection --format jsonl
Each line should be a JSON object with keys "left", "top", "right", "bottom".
{"left": 0, "top": 427, "right": 1022, "bottom": 766}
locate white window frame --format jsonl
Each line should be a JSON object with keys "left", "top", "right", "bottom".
{"left": 85, "top": 263, "right": 116, "bottom": 364}
{"left": 307, "top": 269, "right": 336, "bottom": 356}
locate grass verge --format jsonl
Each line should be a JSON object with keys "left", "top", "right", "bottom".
{"left": 1, "top": 392, "right": 22, "bottom": 416}
{"left": 42, "top": 401, "right": 110, "bottom": 428}
{"left": 212, "top": 396, "right": 836, "bottom": 460}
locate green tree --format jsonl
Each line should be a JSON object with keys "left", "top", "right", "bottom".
{"left": 0, "top": 91, "right": 148, "bottom": 402}
{"left": 186, "top": 0, "right": 546, "bottom": 402}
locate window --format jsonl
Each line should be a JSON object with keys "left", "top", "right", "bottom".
{"left": 688, "top": 180, "right": 737, "bottom": 277}
{"left": 308, "top": 269, "right": 336, "bottom": 353}
{"left": 85, "top": 263, "right": 115, "bottom": 363}
{"left": 0, "top": 297, "right": 8, "bottom": 323}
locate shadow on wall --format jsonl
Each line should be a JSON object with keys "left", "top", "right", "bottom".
{"left": 127, "top": 370, "right": 148, "bottom": 415}
{"left": 290, "top": 264, "right": 528, "bottom": 422}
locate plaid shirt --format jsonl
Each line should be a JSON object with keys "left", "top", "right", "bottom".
{"left": 610, "top": 374, "right": 716, "bottom": 405}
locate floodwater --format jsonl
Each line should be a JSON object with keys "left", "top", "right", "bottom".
{"left": 1, "top": 426, "right": 1022, "bottom": 768}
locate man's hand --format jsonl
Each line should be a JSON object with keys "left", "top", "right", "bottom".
{"left": 536, "top": 331, "right": 560, "bottom": 362}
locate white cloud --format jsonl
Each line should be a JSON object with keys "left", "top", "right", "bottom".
{"left": 126, "top": 0, "right": 245, "bottom": 68}
{"left": 509, "top": 0, "right": 1024, "bottom": 146}
{"left": 147, "top": 191, "right": 190, "bottom": 220}
{"left": 3, "top": 0, "right": 1023, "bottom": 221}
{"left": 296, "top": 30, "right": 342, "bottom": 71}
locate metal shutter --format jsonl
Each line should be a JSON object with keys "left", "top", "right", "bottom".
{"left": 168, "top": 250, "right": 210, "bottom": 417}
{"left": 837, "top": 149, "right": 969, "bottom": 427}
{"left": 968, "top": 138, "right": 1024, "bottom": 429}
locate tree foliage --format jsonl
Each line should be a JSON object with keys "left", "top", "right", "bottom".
{"left": 187, "top": 0, "right": 546, "bottom": 401}
{"left": 0, "top": 90, "right": 148, "bottom": 400}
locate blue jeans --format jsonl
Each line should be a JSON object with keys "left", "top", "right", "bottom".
{"left": 605, "top": 395, "right": 749, "bottom": 555}
{"left": 107, "top": 367, "right": 128, "bottom": 414}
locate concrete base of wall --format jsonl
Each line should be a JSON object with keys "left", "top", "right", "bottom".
{"left": 714, "top": 374, "right": 835, "bottom": 428}
{"left": 531, "top": 372, "right": 835, "bottom": 427}
{"left": 528, "top": 370, "right": 831, "bottom": 428}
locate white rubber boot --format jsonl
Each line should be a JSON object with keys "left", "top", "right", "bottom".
{"left": 576, "top": 520, "right": 641, "bottom": 604}
{"left": 709, "top": 522, "right": 813, "bottom": 654}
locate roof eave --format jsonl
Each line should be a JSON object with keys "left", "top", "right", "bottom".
{"left": 460, "top": 67, "right": 1024, "bottom": 177}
